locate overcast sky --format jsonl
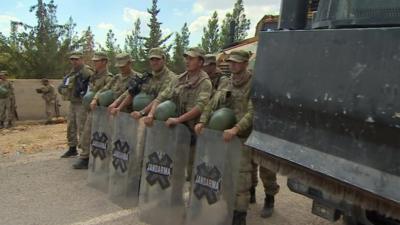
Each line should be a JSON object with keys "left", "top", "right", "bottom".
{"left": 0, "top": 0, "right": 281, "bottom": 48}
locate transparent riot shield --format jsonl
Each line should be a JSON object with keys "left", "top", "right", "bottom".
{"left": 88, "top": 107, "right": 113, "bottom": 193}
{"left": 185, "top": 128, "right": 242, "bottom": 225}
{"left": 108, "top": 112, "right": 145, "bottom": 208}
{"left": 138, "top": 121, "right": 191, "bottom": 225}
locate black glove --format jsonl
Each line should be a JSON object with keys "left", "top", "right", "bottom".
{"left": 128, "top": 72, "right": 153, "bottom": 97}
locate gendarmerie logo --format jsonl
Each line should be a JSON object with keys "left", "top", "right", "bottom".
{"left": 112, "top": 140, "right": 130, "bottom": 173}
{"left": 194, "top": 163, "right": 222, "bottom": 205}
{"left": 146, "top": 152, "right": 173, "bottom": 189}
{"left": 91, "top": 132, "right": 108, "bottom": 160}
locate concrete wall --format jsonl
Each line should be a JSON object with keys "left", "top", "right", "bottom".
{"left": 11, "top": 79, "right": 70, "bottom": 120}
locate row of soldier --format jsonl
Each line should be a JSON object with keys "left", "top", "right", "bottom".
{"left": 58, "top": 47, "right": 279, "bottom": 225}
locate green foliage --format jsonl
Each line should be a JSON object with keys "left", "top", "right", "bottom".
{"left": 171, "top": 23, "right": 190, "bottom": 74}
{"left": 219, "top": 0, "right": 251, "bottom": 47}
{"left": 201, "top": 11, "right": 220, "bottom": 53}
{"left": 124, "top": 18, "right": 145, "bottom": 72}
{"left": 100, "top": 29, "right": 121, "bottom": 74}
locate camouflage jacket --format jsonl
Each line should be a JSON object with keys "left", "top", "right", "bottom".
{"left": 0, "top": 79, "right": 14, "bottom": 99}
{"left": 40, "top": 84, "right": 57, "bottom": 102}
{"left": 61, "top": 64, "right": 93, "bottom": 103}
{"left": 199, "top": 70, "right": 253, "bottom": 137}
{"left": 117, "top": 66, "right": 176, "bottom": 102}
{"left": 89, "top": 69, "right": 113, "bottom": 93}
{"left": 156, "top": 70, "right": 212, "bottom": 128}
{"left": 209, "top": 69, "right": 229, "bottom": 92}
{"left": 95, "top": 70, "right": 140, "bottom": 100}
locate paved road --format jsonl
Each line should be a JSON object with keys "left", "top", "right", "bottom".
{"left": 0, "top": 150, "right": 343, "bottom": 225}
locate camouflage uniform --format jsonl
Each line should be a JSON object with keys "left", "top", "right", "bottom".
{"left": 38, "top": 81, "right": 59, "bottom": 122}
{"left": 156, "top": 48, "right": 212, "bottom": 178}
{"left": 79, "top": 52, "right": 114, "bottom": 159}
{"left": 199, "top": 50, "right": 254, "bottom": 213}
{"left": 204, "top": 54, "right": 229, "bottom": 92}
{"left": 60, "top": 52, "right": 93, "bottom": 148}
{"left": 116, "top": 48, "right": 176, "bottom": 106}
{"left": 0, "top": 71, "right": 14, "bottom": 127}
{"left": 251, "top": 163, "right": 280, "bottom": 196}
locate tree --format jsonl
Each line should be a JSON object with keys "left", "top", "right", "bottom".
{"left": 0, "top": 0, "right": 80, "bottom": 78}
{"left": 80, "top": 26, "right": 95, "bottom": 67}
{"left": 201, "top": 11, "right": 220, "bottom": 53}
{"left": 219, "top": 0, "right": 251, "bottom": 47}
{"left": 125, "top": 18, "right": 145, "bottom": 72}
{"left": 171, "top": 23, "right": 191, "bottom": 74}
{"left": 140, "top": 0, "right": 172, "bottom": 66}
{"left": 101, "top": 29, "right": 121, "bottom": 74}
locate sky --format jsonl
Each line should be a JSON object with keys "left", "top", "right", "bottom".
{"left": 0, "top": 0, "right": 281, "bottom": 48}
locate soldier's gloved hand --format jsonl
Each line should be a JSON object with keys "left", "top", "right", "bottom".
{"left": 165, "top": 117, "right": 180, "bottom": 127}
{"left": 143, "top": 114, "right": 154, "bottom": 126}
{"left": 223, "top": 126, "right": 239, "bottom": 142}
{"left": 194, "top": 123, "right": 205, "bottom": 135}
{"left": 131, "top": 111, "right": 142, "bottom": 120}
{"left": 90, "top": 99, "right": 97, "bottom": 111}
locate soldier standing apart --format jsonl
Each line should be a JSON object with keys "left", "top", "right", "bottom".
{"left": 144, "top": 47, "right": 212, "bottom": 180}
{"left": 203, "top": 54, "right": 228, "bottom": 92}
{"left": 90, "top": 53, "right": 141, "bottom": 112}
{"left": 195, "top": 50, "right": 254, "bottom": 225}
{"left": 0, "top": 71, "right": 15, "bottom": 128}
{"left": 60, "top": 52, "right": 93, "bottom": 158}
{"left": 73, "top": 52, "right": 113, "bottom": 169}
{"left": 111, "top": 48, "right": 176, "bottom": 117}
{"left": 36, "top": 78, "right": 60, "bottom": 124}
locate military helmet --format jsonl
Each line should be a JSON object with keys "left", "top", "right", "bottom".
{"left": 132, "top": 92, "right": 153, "bottom": 111}
{"left": 155, "top": 100, "right": 177, "bottom": 121}
{"left": 98, "top": 90, "right": 115, "bottom": 107}
{"left": 0, "top": 86, "right": 9, "bottom": 98}
{"left": 208, "top": 107, "right": 237, "bottom": 131}
{"left": 83, "top": 91, "right": 95, "bottom": 108}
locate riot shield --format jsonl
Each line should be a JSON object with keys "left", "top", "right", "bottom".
{"left": 108, "top": 112, "right": 145, "bottom": 208}
{"left": 88, "top": 107, "right": 113, "bottom": 193}
{"left": 138, "top": 121, "right": 191, "bottom": 225}
{"left": 185, "top": 128, "right": 242, "bottom": 225}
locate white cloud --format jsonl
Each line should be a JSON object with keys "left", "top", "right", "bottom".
{"left": 189, "top": 15, "right": 209, "bottom": 33}
{"left": 0, "top": 15, "right": 19, "bottom": 35}
{"left": 123, "top": 7, "right": 149, "bottom": 23}
{"left": 192, "top": 0, "right": 280, "bottom": 13}
{"left": 97, "top": 22, "right": 114, "bottom": 30}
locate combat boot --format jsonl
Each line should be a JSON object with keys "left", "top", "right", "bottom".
{"left": 232, "top": 210, "right": 247, "bottom": 225}
{"left": 249, "top": 186, "right": 256, "bottom": 204}
{"left": 260, "top": 194, "right": 275, "bottom": 218}
{"left": 0, "top": 121, "right": 4, "bottom": 129}
{"left": 73, "top": 158, "right": 89, "bottom": 169}
{"left": 61, "top": 146, "right": 78, "bottom": 158}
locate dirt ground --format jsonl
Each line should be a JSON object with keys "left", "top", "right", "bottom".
{"left": 0, "top": 122, "right": 343, "bottom": 225}
{"left": 0, "top": 122, "right": 67, "bottom": 160}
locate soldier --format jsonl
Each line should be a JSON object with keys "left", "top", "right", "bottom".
{"left": 0, "top": 70, "right": 15, "bottom": 128}
{"left": 36, "top": 78, "right": 60, "bottom": 124}
{"left": 73, "top": 52, "right": 113, "bottom": 169}
{"left": 110, "top": 48, "right": 176, "bottom": 118}
{"left": 90, "top": 53, "right": 140, "bottom": 112}
{"left": 203, "top": 54, "right": 228, "bottom": 92}
{"left": 60, "top": 51, "right": 93, "bottom": 158}
{"left": 194, "top": 50, "right": 253, "bottom": 225}
{"left": 250, "top": 163, "right": 280, "bottom": 218}
{"left": 143, "top": 47, "right": 212, "bottom": 179}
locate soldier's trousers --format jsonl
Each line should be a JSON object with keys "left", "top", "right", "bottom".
{"left": 79, "top": 110, "right": 92, "bottom": 159}
{"left": 45, "top": 100, "right": 56, "bottom": 121}
{"left": 251, "top": 162, "right": 280, "bottom": 196}
{"left": 0, "top": 97, "right": 11, "bottom": 122}
{"left": 67, "top": 102, "right": 87, "bottom": 147}
{"left": 235, "top": 141, "right": 253, "bottom": 212}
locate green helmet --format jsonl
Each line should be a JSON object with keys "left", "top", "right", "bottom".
{"left": 98, "top": 90, "right": 115, "bottom": 107}
{"left": 208, "top": 107, "right": 237, "bottom": 131}
{"left": 0, "top": 86, "right": 9, "bottom": 99}
{"left": 83, "top": 91, "right": 95, "bottom": 108}
{"left": 155, "top": 100, "right": 177, "bottom": 121}
{"left": 132, "top": 93, "right": 153, "bottom": 111}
